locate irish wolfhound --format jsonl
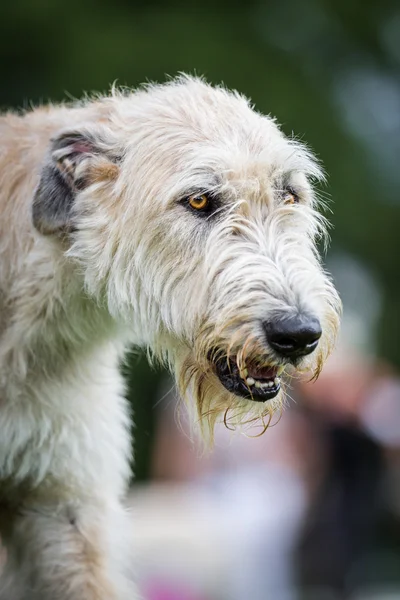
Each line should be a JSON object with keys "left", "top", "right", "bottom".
{"left": 0, "top": 76, "right": 341, "bottom": 599}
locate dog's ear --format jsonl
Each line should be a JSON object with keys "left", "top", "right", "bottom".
{"left": 33, "top": 127, "right": 120, "bottom": 235}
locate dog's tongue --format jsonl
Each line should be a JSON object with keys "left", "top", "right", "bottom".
{"left": 247, "top": 365, "right": 278, "bottom": 380}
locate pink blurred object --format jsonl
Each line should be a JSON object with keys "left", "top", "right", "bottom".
{"left": 144, "top": 579, "right": 207, "bottom": 600}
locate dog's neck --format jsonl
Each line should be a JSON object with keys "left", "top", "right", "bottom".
{"left": 0, "top": 239, "right": 133, "bottom": 399}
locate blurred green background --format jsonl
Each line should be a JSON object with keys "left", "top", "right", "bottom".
{"left": 1, "top": 0, "right": 399, "bottom": 482}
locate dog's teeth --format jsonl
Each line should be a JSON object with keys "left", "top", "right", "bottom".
{"left": 268, "top": 381, "right": 274, "bottom": 388}
{"left": 274, "top": 377, "right": 280, "bottom": 386}
{"left": 277, "top": 366, "right": 285, "bottom": 375}
{"left": 254, "top": 381, "right": 261, "bottom": 389}
{"left": 246, "top": 377, "right": 255, "bottom": 386}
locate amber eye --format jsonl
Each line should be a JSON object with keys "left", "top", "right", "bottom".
{"left": 188, "top": 193, "right": 209, "bottom": 211}
{"left": 283, "top": 189, "right": 299, "bottom": 205}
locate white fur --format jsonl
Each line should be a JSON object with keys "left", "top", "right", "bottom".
{"left": 0, "top": 75, "right": 340, "bottom": 598}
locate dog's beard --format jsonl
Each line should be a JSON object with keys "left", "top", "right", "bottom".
{"left": 175, "top": 351, "right": 282, "bottom": 445}
{"left": 172, "top": 318, "right": 336, "bottom": 445}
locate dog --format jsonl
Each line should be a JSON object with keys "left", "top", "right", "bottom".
{"left": 0, "top": 75, "right": 341, "bottom": 599}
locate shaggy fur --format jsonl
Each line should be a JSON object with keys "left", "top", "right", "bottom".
{"left": 0, "top": 75, "right": 340, "bottom": 599}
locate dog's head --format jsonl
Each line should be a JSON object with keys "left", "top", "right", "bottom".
{"left": 33, "top": 76, "right": 341, "bottom": 439}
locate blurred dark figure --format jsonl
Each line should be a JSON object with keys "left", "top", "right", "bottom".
{"left": 297, "top": 418, "right": 382, "bottom": 597}
{"left": 295, "top": 352, "right": 400, "bottom": 599}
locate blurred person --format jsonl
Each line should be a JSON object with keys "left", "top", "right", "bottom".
{"left": 295, "top": 348, "right": 400, "bottom": 598}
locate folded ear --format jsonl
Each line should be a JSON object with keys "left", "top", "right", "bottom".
{"left": 33, "top": 127, "right": 120, "bottom": 235}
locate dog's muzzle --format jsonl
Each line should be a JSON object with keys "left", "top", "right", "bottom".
{"left": 213, "top": 356, "right": 283, "bottom": 402}
{"left": 211, "top": 313, "right": 321, "bottom": 403}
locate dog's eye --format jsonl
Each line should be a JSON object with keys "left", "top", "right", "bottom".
{"left": 283, "top": 188, "right": 299, "bottom": 205}
{"left": 188, "top": 193, "right": 210, "bottom": 211}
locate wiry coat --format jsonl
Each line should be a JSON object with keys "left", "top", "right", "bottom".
{"left": 0, "top": 76, "right": 340, "bottom": 599}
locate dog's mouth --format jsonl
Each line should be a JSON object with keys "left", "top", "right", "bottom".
{"left": 213, "top": 356, "right": 284, "bottom": 402}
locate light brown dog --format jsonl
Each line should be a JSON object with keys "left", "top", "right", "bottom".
{"left": 0, "top": 76, "right": 340, "bottom": 599}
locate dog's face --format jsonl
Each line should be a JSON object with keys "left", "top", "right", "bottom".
{"left": 33, "top": 76, "right": 341, "bottom": 438}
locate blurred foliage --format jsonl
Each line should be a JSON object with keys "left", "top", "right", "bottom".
{"left": 122, "top": 353, "right": 163, "bottom": 481}
{"left": 1, "top": 0, "right": 399, "bottom": 478}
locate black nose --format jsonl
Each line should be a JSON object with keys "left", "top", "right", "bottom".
{"left": 264, "top": 314, "right": 322, "bottom": 359}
